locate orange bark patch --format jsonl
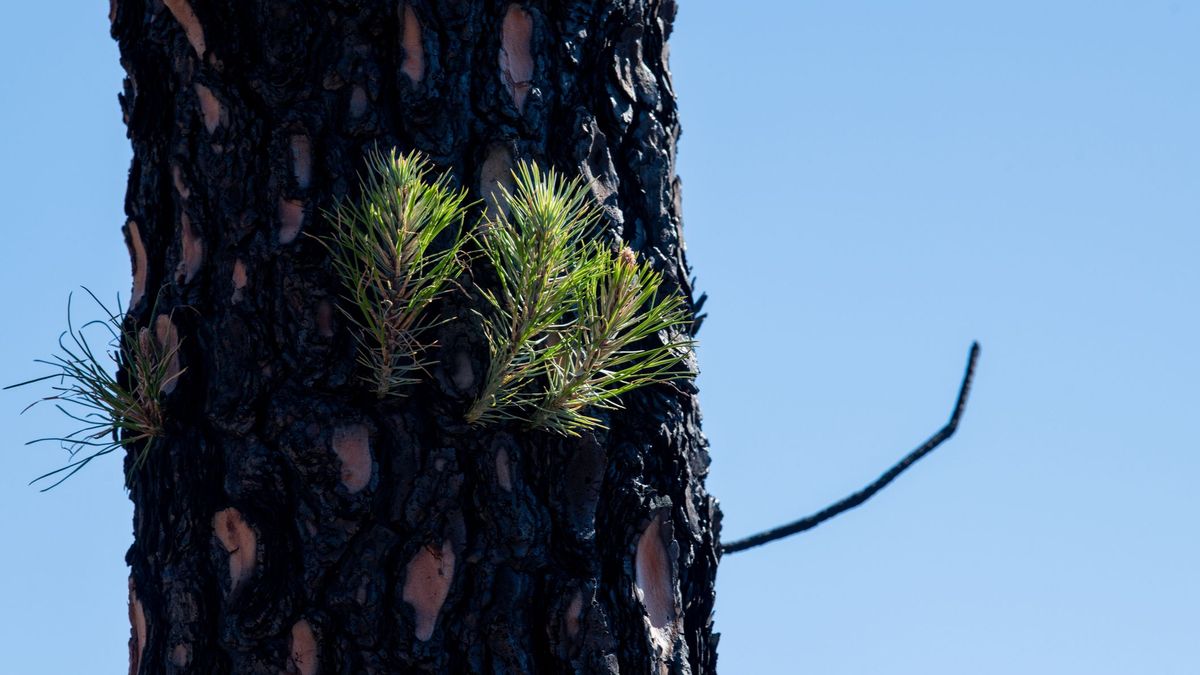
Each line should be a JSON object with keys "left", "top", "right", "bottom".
{"left": 163, "top": 0, "right": 206, "bottom": 58}
{"left": 213, "top": 507, "right": 257, "bottom": 594}
{"left": 290, "top": 135, "right": 312, "bottom": 189}
{"left": 499, "top": 5, "right": 534, "bottom": 112}
{"left": 400, "top": 4, "right": 425, "bottom": 83}
{"left": 194, "top": 83, "right": 223, "bottom": 133}
{"left": 331, "top": 424, "right": 372, "bottom": 493}
{"left": 154, "top": 314, "right": 182, "bottom": 394}
{"left": 127, "top": 221, "right": 147, "bottom": 308}
{"left": 179, "top": 213, "right": 204, "bottom": 283}
{"left": 278, "top": 198, "right": 305, "bottom": 244}
{"left": 231, "top": 259, "right": 247, "bottom": 303}
{"left": 565, "top": 590, "right": 583, "bottom": 638}
{"left": 480, "top": 145, "right": 514, "bottom": 218}
{"left": 495, "top": 446, "right": 512, "bottom": 492}
{"left": 403, "top": 541, "right": 455, "bottom": 641}
{"left": 288, "top": 619, "right": 318, "bottom": 675}
{"left": 128, "top": 578, "right": 146, "bottom": 675}
{"left": 635, "top": 515, "right": 674, "bottom": 630}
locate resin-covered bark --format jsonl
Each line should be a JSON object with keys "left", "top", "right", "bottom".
{"left": 113, "top": 0, "right": 718, "bottom": 672}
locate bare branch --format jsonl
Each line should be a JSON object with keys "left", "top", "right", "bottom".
{"left": 721, "top": 342, "right": 980, "bottom": 555}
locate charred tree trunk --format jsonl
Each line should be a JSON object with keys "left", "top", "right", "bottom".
{"left": 113, "top": 0, "right": 718, "bottom": 672}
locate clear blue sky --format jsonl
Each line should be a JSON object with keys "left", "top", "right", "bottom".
{"left": 1, "top": 2, "right": 1197, "bottom": 673}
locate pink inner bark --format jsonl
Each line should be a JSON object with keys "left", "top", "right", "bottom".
{"left": 278, "top": 198, "right": 305, "bottom": 243}
{"left": 403, "top": 541, "right": 456, "bottom": 641}
{"left": 213, "top": 507, "right": 257, "bottom": 594}
{"left": 400, "top": 4, "right": 425, "bottom": 83}
{"left": 288, "top": 619, "right": 319, "bottom": 675}
{"left": 154, "top": 315, "right": 182, "bottom": 394}
{"left": 162, "top": 0, "right": 206, "bottom": 57}
{"left": 127, "top": 221, "right": 147, "bottom": 308}
{"left": 635, "top": 515, "right": 674, "bottom": 629}
{"left": 171, "top": 164, "right": 191, "bottom": 200}
{"left": 194, "top": 83, "right": 223, "bottom": 133}
{"left": 566, "top": 590, "right": 584, "bottom": 638}
{"left": 499, "top": 5, "right": 534, "bottom": 111}
{"left": 179, "top": 213, "right": 204, "bottom": 283}
{"left": 171, "top": 644, "right": 190, "bottom": 668}
{"left": 231, "top": 259, "right": 247, "bottom": 303}
{"left": 331, "top": 424, "right": 372, "bottom": 493}
{"left": 128, "top": 579, "right": 146, "bottom": 675}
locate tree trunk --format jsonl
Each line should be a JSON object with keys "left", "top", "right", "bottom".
{"left": 113, "top": 0, "right": 719, "bottom": 672}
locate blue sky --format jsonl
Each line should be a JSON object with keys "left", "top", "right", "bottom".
{"left": 1, "top": 2, "right": 1197, "bottom": 673}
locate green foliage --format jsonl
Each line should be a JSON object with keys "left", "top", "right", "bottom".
{"left": 321, "top": 149, "right": 471, "bottom": 398}
{"left": 465, "top": 163, "right": 602, "bottom": 426}
{"left": 466, "top": 163, "right": 694, "bottom": 434}
{"left": 530, "top": 245, "right": 693, "bottom": 433}
{"left": 11, "top": 152, "right": 692, "bottom": 490}
{"left": 6, "top": 290, "right": 181, "bottom": 490}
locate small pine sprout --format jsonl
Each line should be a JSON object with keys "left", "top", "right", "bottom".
{"left": 467, "top": 162, "right": 695, "bottom": 434}
{"left": 6, "top": 290, "right": 182, "bottom": 490}
{"left": 321, "top": 148, "right": 472, "bottom": 398}
{"left": 465, "top": 162, "right": 602, "bottom": 426}
{"left": 531, "top": 245, "right": 694, "bottom": 434}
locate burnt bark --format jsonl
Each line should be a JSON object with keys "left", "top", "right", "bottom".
{"left": 112, "top": 0, "right": 719, "bottom": 673}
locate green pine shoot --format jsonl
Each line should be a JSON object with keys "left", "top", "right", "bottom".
{"left": 322, "top": 149, "right": 471, "bottom": 398}
{"left": 465, "top": 163, "right": 602, "bottom": 425}
{"left": 531, "top": 245, "right": 693, "bottom": 434}
{"left": 6, "top": 290, "right": 182, "bottom": 490}
{"left": 467, "top": 162, "right": 694, "bottom": 434}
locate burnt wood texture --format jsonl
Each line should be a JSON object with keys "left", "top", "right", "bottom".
{"left": 113, "top": 0, "right": 718, "bottom": 672}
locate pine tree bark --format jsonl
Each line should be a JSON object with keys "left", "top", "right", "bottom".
{"left": 113, "top": 1, "right": 719, "bottom": 673}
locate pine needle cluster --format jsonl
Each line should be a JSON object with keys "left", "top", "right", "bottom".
{"left": 328, "top": 150, "right": 693, "bottom": 432}
{"left": 322, "top": 149, "right": 470, "bottom": 398}
{"left": 466, "top": 164, "right": 694, "bottom": 434}
{"left": 6, "top": 290, "right": 181, "bottom": 490}
{"left": 530, "top": 244, "right": 692, "bottom": 433}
